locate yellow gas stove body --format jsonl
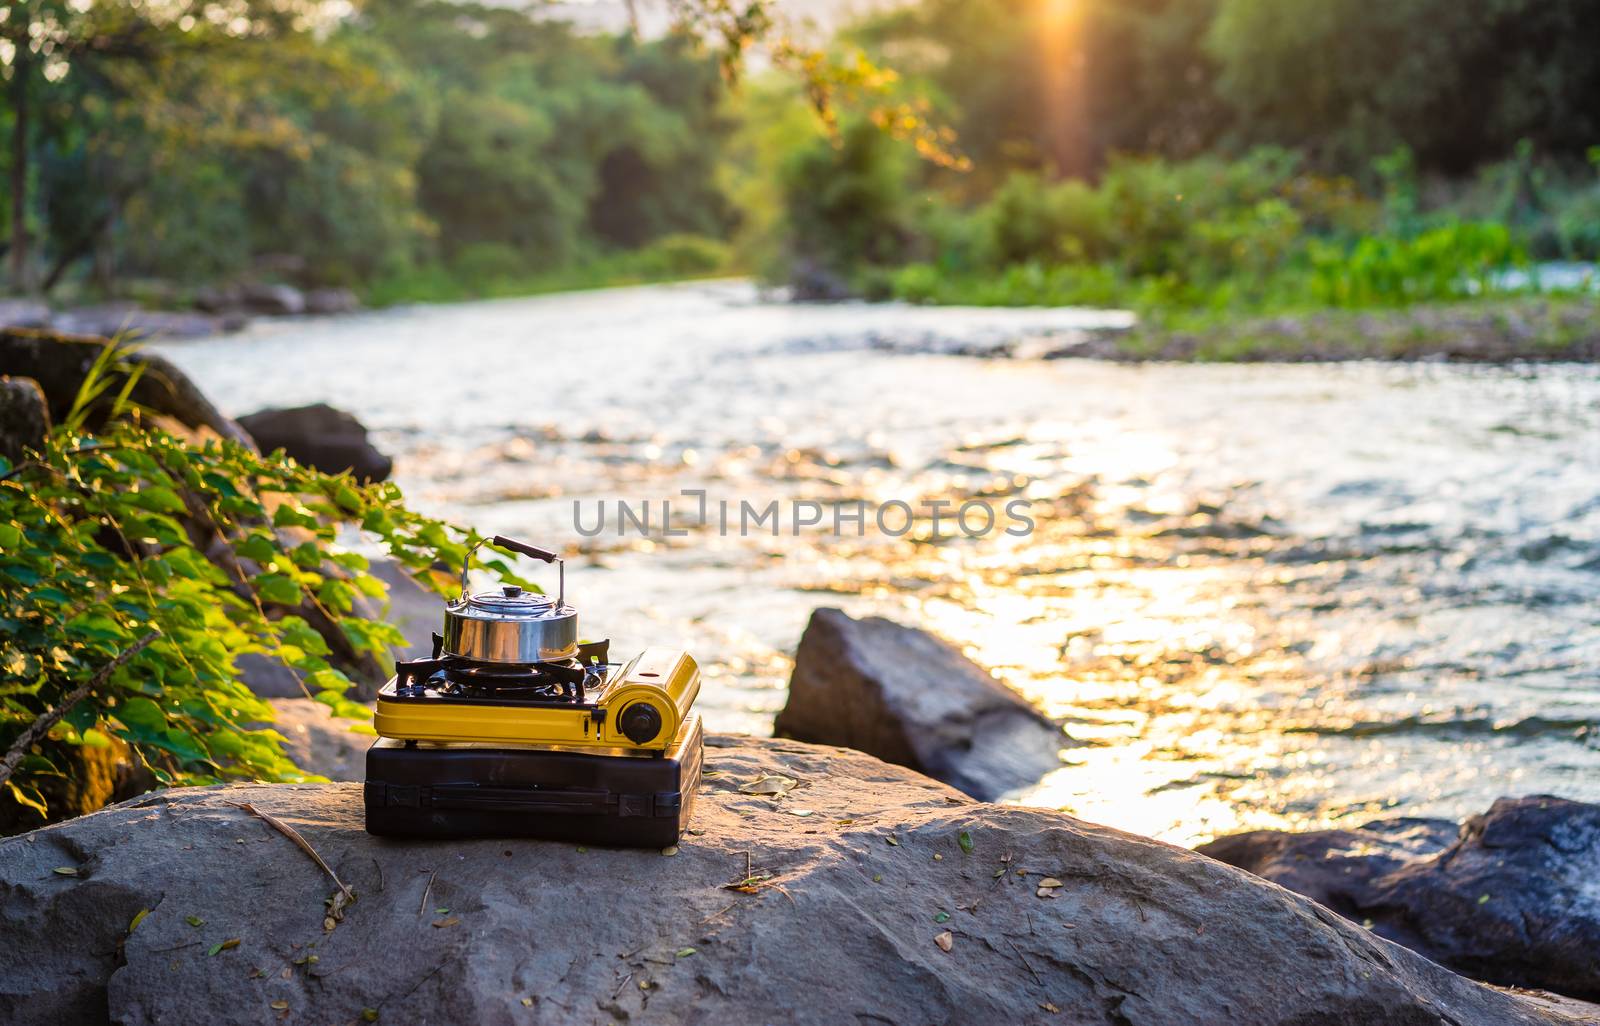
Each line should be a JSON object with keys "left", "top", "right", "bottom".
{"left": 374, "top": 647, "right": 700, "bottom": 754}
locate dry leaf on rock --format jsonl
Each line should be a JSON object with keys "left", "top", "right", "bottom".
{"left": 739, "top": 775, "right": 799, "bottom": 797}
{"left": 934, "top": 931, "right": 953, "bottom": 952}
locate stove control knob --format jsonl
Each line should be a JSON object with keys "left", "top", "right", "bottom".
{"left": 619, "top": 702, "right": 663, "bottom": 745}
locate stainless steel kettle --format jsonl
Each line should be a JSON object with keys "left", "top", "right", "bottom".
{"left": 441, "top": 536, "right": 578, "bottom": 663}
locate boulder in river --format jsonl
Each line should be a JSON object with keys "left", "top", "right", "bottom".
{"left": 236, "top": 282, "right": 307, "bottom": 316}
{"left": 237, "top": 403, "right": 392, "bottom": 483}
{"left": 1199, "top": 795, "right": 1600, "bottom": 1002}
{"left": 774, "top": 608, "right": 1072, "bottom": 801}
{"left": 0, "top": 328, "right": 254, "bottom": 446}
{"left": 303, "top": 287, "right": 361, "bottom": 316}
{"left": 1, "top": 737, "right": 1593, "bottom": 1026}
{"left": 0, "top": 375, "right": 50, "bottom": 465}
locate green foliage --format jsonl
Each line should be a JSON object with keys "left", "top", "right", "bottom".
{"left": 869, "top": 146, "right": 1543, "bottom": 315}
{"left": 625, "top": 235, "right": 732, "bottom": 279}
{"left": 1206, "top": 0, "right": 1600, "bottom": 173}
{"left": 777, "top": 119, "right": 914, "bottom": 288}
{"left": 0, "top": 370, "right": 500, "bottom": 825}
{"left": 1308, "top": 222, "right": 1526, "bottom": 307}
{"left": 984, "top": 173, "right": 1109, "bottom": 268}
{"left": 6, "top": 0, "right": 746, "bottom": 300}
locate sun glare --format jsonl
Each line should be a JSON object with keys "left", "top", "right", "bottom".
{"left": 1038, "top": 0, "right": 1080, "bottom": 32}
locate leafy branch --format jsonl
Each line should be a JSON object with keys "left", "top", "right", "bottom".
{"left": 0, "top": 369, "right": 529, "bottom": 824}
{"left": 0, "top": 632, "right": 158, "bottom": 792}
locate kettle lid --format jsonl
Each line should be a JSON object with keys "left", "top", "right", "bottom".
{"left": 459, "top": 584, "right": 562, "bottom": 618}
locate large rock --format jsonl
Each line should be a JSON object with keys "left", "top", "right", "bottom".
{"left": 304, "top": 287, "right": 361, "bottom": 316}
{"left": 1, "top": 737, "right": 1591, "bottom": 1026}
{"left": 775, "top": 608, "right": 1069, "bottom": 800}
{"left": 0, "top": 328, "right": 254, "bottom": 447}
{"left": 266, "top": 698, "right": 369, "bottom": 782}
{"left": 235, "top": 652, "right": 310, "bottom": 700}
{"left": 0, "top": 375, "right": 50, "bottom": 465}
{"left": 1199, "top": 796, "right": 1600, "bottom": 1002}
{"left": 238, "top": 403, "right": 392, "bottom": 482}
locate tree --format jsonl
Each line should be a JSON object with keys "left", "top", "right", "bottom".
{"left": 1207, "top": 0, "right": 1600, "bottom": 173}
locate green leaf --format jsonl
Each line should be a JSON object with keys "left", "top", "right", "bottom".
{"left": 350, "top": 573, "right": 387, "bottom": 599}
{"left": 117, "top": 697, "right": 167, "bottom": 731}
{"left": 236, "top": 534, "right": 277, "bottom": 563}
{"left": 157, "top": 727, "right": 211, "bottom": 764}
{"left": 272, "top": 503, "right": 319, "bottom": 529}
{"left": 280, "top": 617, "right": 332, "bottom": 657}
{"left": 675, "top": 947, "right": 696, "bottom": 958}
{"left": 129, "top": 908, "right": 151, "bottom": 933}
{"left": 290, "top": 542, "right": 323, "bottom": 569}
{"left": 958, "top": 831, "right": 973, "bottom": 855}
{"left": 329, "top": 551, "right": 370, "bottom": 573}
{"left": 0, "top": 523, "right": 21, "bottom": 549}
{"left": 130, "top": 486, "right": 188, "bottom": 514}
{"left": 317, "top": 578, "right": 355, "bottom": 614}
{"left": 254, "top": 573, "right": 302, "bottom": 607}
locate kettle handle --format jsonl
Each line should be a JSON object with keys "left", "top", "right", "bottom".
{"left": 459, "top": 535, "right": 564, "bottom": 607}
{"left": 490, "top": 536, "right": 559, "bottom": 563}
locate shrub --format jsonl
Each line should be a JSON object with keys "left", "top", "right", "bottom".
{"left": 1309, "top": 221, "right": 1526, "bottom": 306}
{"left": 625, "top": 234, "right": 732, "bottom": 278}
{"left": 452, "top": 243, "right": 532, "bottom": 289}
{"left": 0, "top": 349, "right": 514, "bottom": 826}
{"left": 983, "top": 173, "right": 1110, "bottom": 267}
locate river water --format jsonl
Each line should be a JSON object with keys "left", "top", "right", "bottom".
{"left": 155, "top": 280, "right": 1600, "bottom": 844}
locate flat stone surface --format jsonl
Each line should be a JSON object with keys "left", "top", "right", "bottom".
{"left": 0, "top": 737, "right": 1590, "bottom": 1026}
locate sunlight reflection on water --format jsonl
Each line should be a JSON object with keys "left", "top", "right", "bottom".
{"left": 157, "top": 280, "right": 1600, "bottom": 843}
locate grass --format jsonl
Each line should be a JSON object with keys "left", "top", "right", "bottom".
{"left": 1096, "top": 295, "right": 1600, "bottom": 363}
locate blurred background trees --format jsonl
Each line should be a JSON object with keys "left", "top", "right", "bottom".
{"left": 1, "top": 0, "right": 1597, "bottom": 306}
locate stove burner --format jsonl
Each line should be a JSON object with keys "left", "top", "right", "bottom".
{"left": 393, "top": 645, "right": 612, "bottom": 707}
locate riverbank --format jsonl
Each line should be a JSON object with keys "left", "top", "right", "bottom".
{"left": 1070, "top": 295, "right": 1600, "bottom": 363}
{"left": 13, "top": 277, "right": 1598, "bottom": 366}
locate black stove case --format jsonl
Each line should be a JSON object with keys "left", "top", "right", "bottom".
{"left": 364, "top": 715, "right": 702, "bottom": 847}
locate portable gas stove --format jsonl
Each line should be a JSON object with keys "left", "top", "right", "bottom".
{"left": 364, "top": 536, "right": 702, "bottom": 846}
